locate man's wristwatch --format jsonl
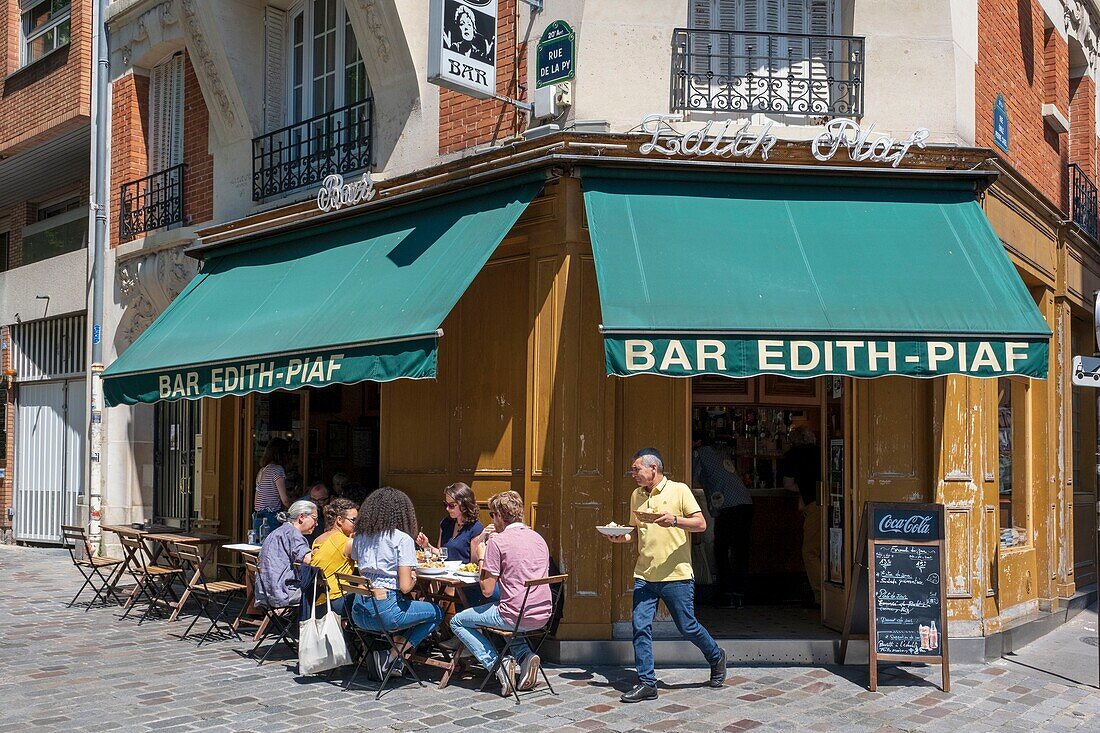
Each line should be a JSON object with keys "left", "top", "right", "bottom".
{"left": 672, "top": 516, "right": 678, "bottom": 528}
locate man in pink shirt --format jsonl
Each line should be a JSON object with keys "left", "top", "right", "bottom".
{"left": 450, "top": 490, "right": 551, "bottom": 696}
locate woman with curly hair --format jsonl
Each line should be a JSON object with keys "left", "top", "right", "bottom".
{"left": 349, "top": 487, "right": 443, "bottom": 679}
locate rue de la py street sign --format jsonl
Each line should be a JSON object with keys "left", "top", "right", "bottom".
{"left": 993, "top": 93, "right": 1009, "bottom": 153}
{"left": 537, "top": 20, "right": 575, "bottom": 88}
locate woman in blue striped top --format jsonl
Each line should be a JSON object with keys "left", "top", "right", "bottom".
{"left": 253, "top": 437, "right": 290, "bottom": 538}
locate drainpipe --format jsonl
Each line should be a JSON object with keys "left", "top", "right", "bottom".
{"left": 87, "top": 0, "right": 110, "bottom": 552}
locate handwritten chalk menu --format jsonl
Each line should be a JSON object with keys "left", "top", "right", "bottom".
{"left": 873, "top": 544, "right": 942, "bottom": 656}
{"left": 839, "top": 502, "right": 949, "bottom": 693}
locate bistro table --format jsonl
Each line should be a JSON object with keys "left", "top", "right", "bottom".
{"left": 144, "top": 532, "right": 231, "bottom": 621}
{"left": 99, "top": 523, "right": 188, "bottom": 607}
{"left": 409, "top": 566, "right": 480, "bottom": 689}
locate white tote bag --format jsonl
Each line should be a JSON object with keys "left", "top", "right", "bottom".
{"left": 298, "top": 575, "right": 352, "bottom": 675}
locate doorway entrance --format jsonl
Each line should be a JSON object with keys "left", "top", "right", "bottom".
{"left": 689, "top": 374, "right": 849, "bottom": 637}
{"left": 153, "top": 399, "right": 201, "bottom": 529}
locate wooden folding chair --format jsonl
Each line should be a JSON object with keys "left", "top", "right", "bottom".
{"left": 244, "top": 553, "right": 298, "bottom": 665}
{"left": 174, "top": 543, "right": 247, "bottom": 645}
{"left": 476, "top": 573, "right": 568, "bottom": 705}
{"left": 117, "top": 535, "right": 182, "bottom": 624}
{"left": 336, "top": 573, "right": 427, "bottom": 698}
{"left": 60, "top": 525, "right": 125, "bottom": 610}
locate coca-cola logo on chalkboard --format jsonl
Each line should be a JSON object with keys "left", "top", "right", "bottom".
{"left": 877, "top": 514, "right": 933, "bottom": 536}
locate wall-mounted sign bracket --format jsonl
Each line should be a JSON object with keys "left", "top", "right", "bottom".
{"left": 519, "top": 0, "right": 543, "bottom": 11}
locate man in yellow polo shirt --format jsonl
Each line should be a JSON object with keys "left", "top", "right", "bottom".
{"left": 604, "top": 448, "right": 726, "bottom": 703}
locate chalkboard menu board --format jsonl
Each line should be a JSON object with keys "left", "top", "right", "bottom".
{"left": 839, "top": 502, "right": 949, "bottom": 692}
{"left": 872, "top": 544, "right": 942, "bottom": 656}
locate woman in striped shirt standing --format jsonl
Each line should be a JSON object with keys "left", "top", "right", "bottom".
{"left": 253, "top": 437, "right": 291, "bottom": 539}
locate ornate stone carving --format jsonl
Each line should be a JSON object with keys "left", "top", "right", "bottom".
{"left": 1063, "top": 0, "right": 1099, "bottom": 72}
{"left": 359, "top": 0, "right": 392, "bottom": 63}
{"left": 159, "top": 1, "right": 177, "bottom": 26}
{"left": 120, "top": 45, "right": 133, "bottom": 66}
{"left": 117, "top": 247, "right": 199, "bottom": 345}
{"left": 179, "top": 0, "right": 239, "bottom": 130}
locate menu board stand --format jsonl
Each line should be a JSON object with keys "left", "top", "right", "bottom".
{"left": 838, "top": 502, "right": 949, "bottom": 692}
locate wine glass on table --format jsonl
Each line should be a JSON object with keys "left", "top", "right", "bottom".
{"left": 439, "top": 547, "right": 449, "bottom": 563}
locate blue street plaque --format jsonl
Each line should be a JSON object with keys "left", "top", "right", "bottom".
{"left": 993, "top": 93, "right": 1009, "bottom": 153}
{"left": 536, "top": 20, "right": 576, "bottom": 88}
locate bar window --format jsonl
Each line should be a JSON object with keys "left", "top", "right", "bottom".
{"left": 21, "top": 0, "right": 71, "bottom": 67}
{"left": 997, "top": 377, "right": 1029, "bottom": 548}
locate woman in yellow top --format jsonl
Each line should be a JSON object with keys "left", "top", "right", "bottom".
{"left": 311, "top": 498, "right": 358, "bottom": 615}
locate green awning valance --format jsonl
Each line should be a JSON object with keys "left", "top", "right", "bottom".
{"left": 581, "top": 169, "right": 1050, "bottom": 380}
{"left": 103, "top": 177, "right": 543, "bottom": 406}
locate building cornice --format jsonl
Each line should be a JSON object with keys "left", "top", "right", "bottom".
{"left": 195, "top": 131, "right": 995, "bottom": 257}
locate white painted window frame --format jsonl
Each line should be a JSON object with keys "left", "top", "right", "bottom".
{"left": 19, "top": 0, "right": 72, "bottom": 68}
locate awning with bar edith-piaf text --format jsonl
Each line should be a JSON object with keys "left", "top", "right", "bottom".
{"left": 583, "top": 168, "right": 1050, "bottom": 380}
{"left": 102, "top": 175, "right": 544, "bottom": 405}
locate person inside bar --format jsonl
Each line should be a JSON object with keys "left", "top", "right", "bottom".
{"left": 778, "top": 426, "right": 822, "bottom": 609}
{"left": 331, "top": 472, "right": 349, "bottom": 498}
{"left": 252, "top": 437, "right": 290, "bottom": 539}
{"left": 693, "top": 430, "right": 754, "bottom": 608}
{"left": 349, "top": 487, "right": 444, "bottom": 681}
{"left": 310, "top": 498, "right": 358, "bottom": 617}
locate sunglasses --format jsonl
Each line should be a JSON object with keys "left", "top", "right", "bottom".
{"left": 444, "top": 501, "right": 459, "bottom": 509}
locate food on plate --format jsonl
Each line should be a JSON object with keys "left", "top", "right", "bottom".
{"left": 458, "top": 563, "right": 479, "bottom": 574}
{"left": 418, "top": 560, "right": 445, "bottom": 569}
{"left": 606, "top": 521, "right": 619, "bottom": 527}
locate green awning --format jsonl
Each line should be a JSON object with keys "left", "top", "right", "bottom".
{"left": 103, "top": 177, "right": 543, "bottom": 406}
{"left": 582, "top": 169, "right": 1050, "bottom": 379}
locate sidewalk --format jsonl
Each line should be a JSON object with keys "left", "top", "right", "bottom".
{"left": 1, "top": 544, "right": 1096, "bottom": 732}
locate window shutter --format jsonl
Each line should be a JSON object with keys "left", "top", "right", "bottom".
{"left": 264, "top": 5, "right": 287, "bottom": 133}
{"left": 809, "top": 0, "right": 836, "bottom": 61}
{"left": 149, "top": 53, "right": 184, "bottom": 173}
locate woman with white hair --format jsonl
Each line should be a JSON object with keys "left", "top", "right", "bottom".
{"left": 255, "top": 500, "right": 318, "bottom": 609}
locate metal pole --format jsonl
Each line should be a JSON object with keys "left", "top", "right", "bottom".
{"left": 87, "top": 0, "right": 110, "bottom": 552}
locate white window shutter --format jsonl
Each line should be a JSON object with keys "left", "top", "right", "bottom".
{"left": 810, "top": 0, "right": 837, "bottom": 35}
{"left": 264, "top": 5, "right": 287, "bottom": 133}
{"left": 149, "top": 53, "right": 185, "bottom": 173}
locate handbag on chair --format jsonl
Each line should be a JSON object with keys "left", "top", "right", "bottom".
{"left": 298, "top": 574, "right": 352, "bottom": 675}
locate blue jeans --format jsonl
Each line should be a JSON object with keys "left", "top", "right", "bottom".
{"left": 632, "top": 579, "right": 720, "bottom": 687}
{"left": 252, "top": 509, "right": 280, "bottom": 539}
{"left": 450, "top": 603, "right": 533, "bottom": 669}
{"left": 351, "top": 592, "right": 443, "bottom": 651}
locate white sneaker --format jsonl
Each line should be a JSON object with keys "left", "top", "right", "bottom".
{"left": 495, "top": 656, "right": 517, "bottom": 697}
{"left": 517, "top": 654, "right": 541, "bottom": 691}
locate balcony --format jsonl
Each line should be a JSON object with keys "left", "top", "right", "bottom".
{"left": 253, "top": 98, "right": 374, "bottom": 201}
{"left": 1069, "top": 163, "right": 1098, "bottom": 242}
{"left": 119, "top": 164, "right": 185, "bottom": 243}
{"left": 670, "top": 28, "right": 864, "bottom": 118}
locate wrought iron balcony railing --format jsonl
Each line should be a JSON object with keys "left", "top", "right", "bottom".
{"left": 1070, "top": 163, "right": 1099, "bottom": 242}
{"left": 671, "top": 28, "right": 864, "bottom": 117}
{"left": 119, "top": 163, "right": 185, "bottom": 242}
{"left": 253, "top": 97, "right": 374, "bottom": 201}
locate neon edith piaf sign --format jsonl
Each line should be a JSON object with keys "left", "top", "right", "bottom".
{"left": 639, "top": 114, "right": 930, "bottom": 168}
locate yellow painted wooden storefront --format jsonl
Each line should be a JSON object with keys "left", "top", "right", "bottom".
{"left": 193, "top": 166, "right": 1092, "bottom": 644}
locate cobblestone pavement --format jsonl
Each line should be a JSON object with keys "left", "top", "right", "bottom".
{"left": 2, "top": 544, "right": 1096, "bottom": 733}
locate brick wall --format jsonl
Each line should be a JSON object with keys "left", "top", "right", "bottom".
{"left": 0, "top": 0, "right": 92, "bottom": 156}
{"left": 110, "top": 71, "right": 149, "bottom": 247}
{"left": 976, "top": 0, "right": 1067, "bottom": 210}
{"left": 1069, "top": 74, "right": 1096, "bottom": 180}
{"left": 1, "top": 201, "right": 30, "bottom": 269}
{"left": 438, "top": 0, "right": 528, "bottom": 154}
{"left": 182, "top": 53, "right": 213, "bottom": 227}
{"left": 110, "top": 52, "right": 213, "bottom": 246}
